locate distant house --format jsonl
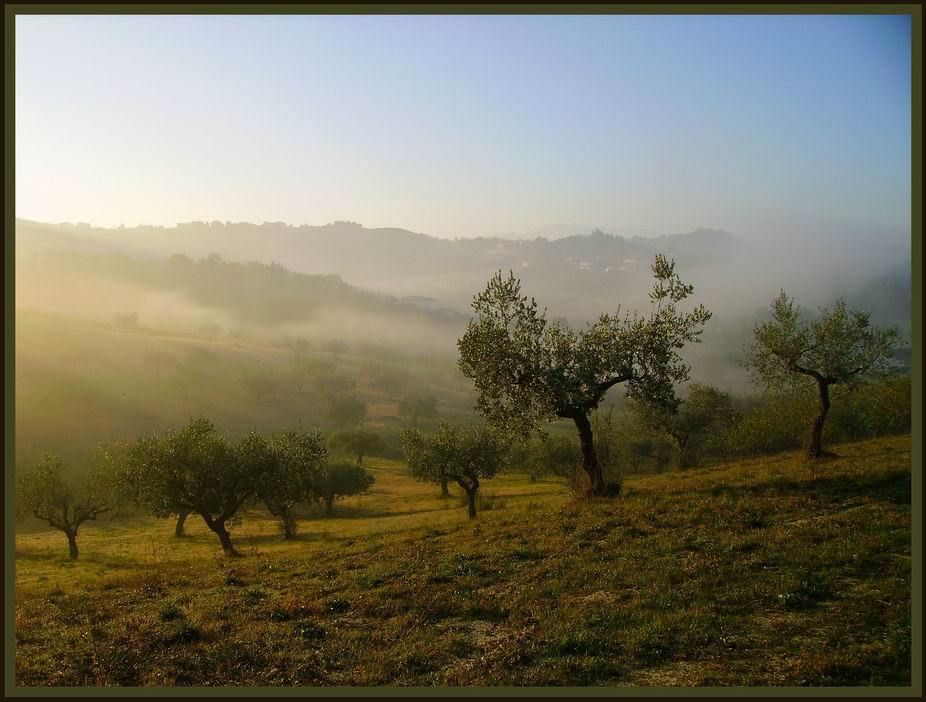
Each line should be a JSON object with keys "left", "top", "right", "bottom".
{"left": 578, "top": 262, "right": 590, "bottom": 271}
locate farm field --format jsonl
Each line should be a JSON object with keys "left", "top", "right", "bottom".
{"left": 14, "top": 435, "right": 912, "bottom": 687}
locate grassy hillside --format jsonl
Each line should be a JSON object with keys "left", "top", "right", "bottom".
{"left": 14, "top": 310, "right": 477, "bottom": 466}
{"left": 14, "top": 435, "right": 911, "bottom": 687}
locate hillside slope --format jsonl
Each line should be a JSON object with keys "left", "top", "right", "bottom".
{"left": 14, "top": 436, "right": 912, "bottom": 687}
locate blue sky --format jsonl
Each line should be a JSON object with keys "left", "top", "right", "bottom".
{"left": 16, "top": 14, "right": 911, "bottom": 241}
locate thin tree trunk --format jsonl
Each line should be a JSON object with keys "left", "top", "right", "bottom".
{"left": 463, "top": 480, "right": 479, "bottom": 519}
{"left": 357, "top": 452, "right": 364, "bottom": 467}
{"left": 440, "top": 474, "right": 450, "bottom": 498}
{"left": 324, "top": 497, "right": 334, "bottom": 516}
{"left": 807, "top": 380, "right": 832, "bottom": 458}
{"left": 573, "top": 412, "right": 606, "bottom": 496}
{"left": 675, "top": 436, "right": 693, "bottom": 469}
{"left": 66, "top": 529, "right": 78, "bottom": 560}
{"left": 174, "top": 510, "right": 189, "bottom": 538}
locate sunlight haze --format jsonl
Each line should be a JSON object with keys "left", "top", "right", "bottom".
{"left": 16, "top": 14, "right": 911, "bottom": 242}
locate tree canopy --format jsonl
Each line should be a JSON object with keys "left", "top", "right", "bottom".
{"left": 315, "top": 461, "right": 375, "bottom": 516}
{"left": 256, "top": 429, "right": 327, "bottom": 539}
{"left": 330, "top": 428, "right": 385, "bottom": 466}
{"left": 401, "top": 423, "right": 509, "bottom": 518}
{"left": 16, "top": 446, "right": 126, "bottom": 559}
{"left": 458, "top": 255, "right": 710, "bottom": 495}
{"left": 745, "top": 291, "right": 901, "bottom": 457}
{"left": 631, "top": 383, "right": 735, "bottom": 468}
{"left": 125, "top": 418, "right": 267, "bottom": 555}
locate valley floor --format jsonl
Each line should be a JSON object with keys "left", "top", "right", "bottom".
{"left": 13, "top": 436, "right": 913, "bottom": 688}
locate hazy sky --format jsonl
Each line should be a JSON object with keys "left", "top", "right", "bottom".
{"left": 16, "top": 14, "right": 911, "bottom": 241}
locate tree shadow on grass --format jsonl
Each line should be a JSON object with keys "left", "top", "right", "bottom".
{"left": 701, "top": 468, "right": 910, "bottom": 505}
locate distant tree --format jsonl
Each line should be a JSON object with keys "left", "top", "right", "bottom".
{"left": 401, "top": 423, "right": 509, "bottom": 519}
{"left": 631, "top": 384, "right": 736, "bottom": 468}
{"left": 16, "top": 447, "right": 126, "bottom": 560}
{"left": 315, "top": 461, "right": 375, "bottom": 516}
{"left": 527, "top": 434, "right": 580, "bottom": 484}
{"left": 745, "top": 292, "right": 901, "bottom": 457}
{"left": 125, "top": 418, "right": 267, "bottom": 556}
{"left": 330, "top": 428, "right": 385, "bottom": 467}
{"left": 230, "top": 329, "right": 248, "bottom": 347}
{"left": 398, "top": 395, "right": 439, "bottom": 427}
{"left": 325, "top": 395, "right": 367, "bottom": 428}
{"left": 458, "top": 256, "right": 710, "bottom": 496}
{"left": 252, "top": 429, "right": 327, "bottom": 539}
{"left": 619, "top": 438, "right": 655, "bottom": 474}
{"left": 323, "top": 339, "right": 350, "bottom": 359}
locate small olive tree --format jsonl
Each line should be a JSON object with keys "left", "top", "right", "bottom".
{"left": 330, "top": 428, "right": 385, "bottom": 467}
{"left": 256, "top": 429, "right": 327, "bottom": 539}
{"left": 401, "top": 423, "right": 509, "bottom": 519}
{"left": 16, "top": 446, "right": 126, "bottom": 559}
{"left": 631, "top": 383, "right": 736, "bottom": 468}
{"left": 126, "top": 418, "right": 268, "bottom": 556}
{"left": 316, "top": 461, "right": 375, "bottom": 516}
{"left": 745, "top": 292, "right": 901, "bottom": 458}
{"left": 458, "top": 256, "right": 710, "bottom": 496}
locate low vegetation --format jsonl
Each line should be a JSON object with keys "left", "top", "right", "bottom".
{"left": 14, "top": 436, "right": 911, "bottom": 686}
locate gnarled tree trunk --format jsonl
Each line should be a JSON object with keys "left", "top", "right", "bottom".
{"left": 202, "top": 515, "right": 239, "bottom": 557}
{"left": 440, "top": 474, "right": 450, "bottom": 498}
{"left": 807, "top": 380, "right": 832, "bottom": 458}
{"left": 573, "top": 412, "right": 606, "bottom": 496}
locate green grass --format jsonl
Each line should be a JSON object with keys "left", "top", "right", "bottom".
{"left": 14, "top": 435, "right": 911, "bottom": 687}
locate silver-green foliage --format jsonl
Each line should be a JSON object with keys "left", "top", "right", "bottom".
{"left": 458, "top": 255, "right": 710, "bottom": 494}
{"left": 401, "top": 423, "right": 509, "bottom": 518}
{"left": 745, "top": 291, "right": 901, "bottom": 457}
{"left": 16, "top": 446, "right": 126, "bottom": 559}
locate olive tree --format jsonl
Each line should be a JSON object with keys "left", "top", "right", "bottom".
{"left": 401, "top": 423, "right": 509, "bottom": 519}
{"left": 398, "top": 395, "right": 439, "bottom": 427}
{"left": 631, "top": 383, "right": 735, "bottom": 468}
{"left": 16, "top": 447, "right": 126, "bottom": 559}
{"left": 316, "top": 461, "right": 375, "bottom": 516}
{"left": 458, "top": 256, "right": 710, "bottom": 496}
{"left": 256, "top": 430, "right": 327, "bottom": 539}
{"left": 126, "top": 418, "right": 268, "bottom": 556}
{"left": 745, "top": 292, "right": 901, "bottom": 458}
{"left": 526, "top": 434, "right": 580, "bottom": 484}
{"left": 330, "top": 428, "right": 384, "bottom": 466}
{"left": 325, "top": 395, "right": 367, "bottom": 428}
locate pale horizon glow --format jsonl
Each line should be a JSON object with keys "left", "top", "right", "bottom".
{"left": 16, "top": 14, "right": 912, "bottom": 243}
